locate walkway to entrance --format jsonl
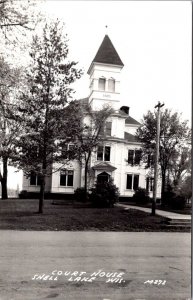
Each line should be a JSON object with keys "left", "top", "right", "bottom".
{"left": 116, "top": 203, "right": 191, "bottom": 220}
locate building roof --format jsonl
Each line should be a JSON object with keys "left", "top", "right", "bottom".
{"left": 92, "top": 162, "right": 117, "bottom": 171}
{"left": 125, "top": 116, "right": 141, "bottom": 125}
{"left": 78, "top": 98, "right": 139, "bottom": 122}
{"left": 124, "top": 132, "right": 139, "bottom": 143}
{"left": 88, "top": 35, "right": 124, "bottom": 73}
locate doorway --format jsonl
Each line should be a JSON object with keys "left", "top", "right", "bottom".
{"left": 97, "top": 172, "right": 110, "bottom": 184}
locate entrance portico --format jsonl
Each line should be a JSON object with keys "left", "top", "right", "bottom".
{"left": 92, "top": 162, "right": 117, "bottom": 184}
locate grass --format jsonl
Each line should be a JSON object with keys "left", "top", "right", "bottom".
{"left": 0, "top": 199, "right": 190, "bottom": 232}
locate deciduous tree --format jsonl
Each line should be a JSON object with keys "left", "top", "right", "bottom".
{"left": 136, "top": 109, "right": 190, "bottom": 199}
{"left": 0, "top": 0, "right": 39, "bottom": 35}
{"left": 14, "top": 20, "right": 83, "bottom": 213}
{"left": 169, "top": 146, "right": 191, "bottom": 188}
{"left": 176, "top": 174, "right": 192, "bottom": 201}
{"left": 0, "top": 57, "right": 22, "bottom": 199}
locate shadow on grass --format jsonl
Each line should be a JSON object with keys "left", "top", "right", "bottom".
{"left": 0, "top": 199, "right": 190, "bottom": 232}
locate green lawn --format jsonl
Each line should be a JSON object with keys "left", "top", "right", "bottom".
{"left": 0, "top": 199, "right": 190, "bottom": 232}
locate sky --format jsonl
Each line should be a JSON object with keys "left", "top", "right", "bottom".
{"left": 39, "top": 0, "right": 192, "bottom": 124}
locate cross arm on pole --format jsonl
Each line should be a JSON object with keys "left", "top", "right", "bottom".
{"left": 155, "top": 101, "right": 164, "bottom": 109}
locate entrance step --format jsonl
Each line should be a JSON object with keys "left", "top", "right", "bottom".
{"left": 161, "top": 218, "right": 191, "bottom": 230}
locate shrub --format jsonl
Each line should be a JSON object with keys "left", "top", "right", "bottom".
{"left": 162, "top": 186, "right": 186, "bottom": 210}
{"left": 166, "top": 195, "right": 186, "bottom": 210}
{"left": 89, "top": 179, "right": 119, "bottom": 208}
{"left": 19, "top": 190, "right": 28, "bottom": 199}
{"left": 133, "top": 188, "right": 150, "bottom": 205}
{"left": 74, "top": 187, "right": 89, "bottom": 202}
{"left": 161, "top": 190, "right": 176, "bottom": 207}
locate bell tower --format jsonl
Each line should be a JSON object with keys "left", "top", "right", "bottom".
{"left": 87, "top": 35, "right": 124, "bottom": 111}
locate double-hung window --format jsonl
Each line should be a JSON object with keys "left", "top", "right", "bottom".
{"left": 97, "top": 146, "right": 111, "bottom": 161}
{"left": 30, "top": 171, "right": 41, "bottom": 186}
{"left": 126, "top": 174, "right": 139, "bottom": 190}
{"left": 99, "top": 122, "right": 112, "bottom": 136}
{"left": 105, "top": 122, "right": 112, "bottom": 136}
{"left": 62, "top": 144, "right": 74, "bottom": 159}
{"left": 128, "top": 150, "right": 134, "bottom": 165}
{"left": 128, "top": 149, "right": 142, "bottom": 165}
{"left": 134, "top": 150, "right": 142, "bottom": 164}
{"left": 60, "top": 170, "right": 74, "bottom": 187}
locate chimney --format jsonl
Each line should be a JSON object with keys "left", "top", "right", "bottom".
{"left": 120, "top": 106, "right": 130, "bottom": 115}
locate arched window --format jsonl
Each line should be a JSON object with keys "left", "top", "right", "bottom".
{"left": 98, "top": 77, "right": 106, "bottom": 91}
{"left": 108, "top": 78, "right": 115, "bottom": 92}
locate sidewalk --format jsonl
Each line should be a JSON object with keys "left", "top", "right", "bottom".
{"left": 117, "top": 203, "right": 191, "bottom": 220}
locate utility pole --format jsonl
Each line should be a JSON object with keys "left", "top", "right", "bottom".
{"left": 152, "top": 101, "right": 164, "bottom": 216}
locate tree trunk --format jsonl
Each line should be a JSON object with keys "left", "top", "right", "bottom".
{"left": 1, "top": 157, "right": 8, "bottom": 199}
{"left": 84, "top": 163, "right": 88, "bottom": 193}
{"left": 84, "top": 160, "right": 89, "bottom": 201}
{"left": 161, "top": 170, "right": 166, "bottom": 200}
{"left": 84, "top": 152, "right": 91, "bottom": 201}
{"left": 39, "top": 176, "right": 45, "bottom": 214}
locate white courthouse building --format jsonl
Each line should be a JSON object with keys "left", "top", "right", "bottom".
{"left": 22, "top": 35, "right": 161, "bottom": 199}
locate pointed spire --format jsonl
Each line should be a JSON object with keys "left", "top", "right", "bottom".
{"left": 88, "top": 35, "right": 124, "bottom": 73}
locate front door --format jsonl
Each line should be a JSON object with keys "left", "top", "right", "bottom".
{"left": 97, "top": 172, "right": 110, "bottom": 184}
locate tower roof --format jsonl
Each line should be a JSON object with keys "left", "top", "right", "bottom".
{"left": 88, "top": 35, "right": 124, "bottom": 73}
